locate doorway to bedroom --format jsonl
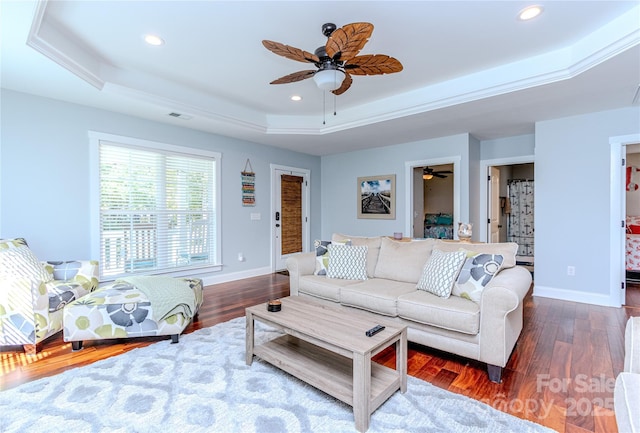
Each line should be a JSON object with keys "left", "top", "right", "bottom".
{"left": 623, "top": 144, "right": 640, "bottom": 307}
{"left": 418, "top": 163, "right": 454, "bottom": 240}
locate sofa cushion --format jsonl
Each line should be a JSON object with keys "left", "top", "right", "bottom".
{"left": 373, "top": 237, "right": 436, "bottom": 283}
{"left": 416, "top": 249, "right": 466, "bottom": 298}
{"left": 434, "top": 240, "right": 519, "bottom": 268}
{"left": 452, "top": 252, "right": 504, "bottom": 303}
{"left": 397, "top": 290, "right": 480, "bottom": 335}
{"left": 313, "top": 239, "right": 350, "bottom": 276}
{"left": 332, "top": 234, "right": 381, "bottom": 278}
{"left": 327, "top": 244, "right": 368, "bottom": 280}
{"left": 298, "top": 275, "right": 361, "bottom": 302}
{"left": 340, "top": 279, "right": 416, "bottom": 316}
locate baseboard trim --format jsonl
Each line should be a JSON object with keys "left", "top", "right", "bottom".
{"left": 200, "top": 266, "right": 275, "bottom": 287}
{"left": 533, "top": 285, "right": 619, "bottom": 307}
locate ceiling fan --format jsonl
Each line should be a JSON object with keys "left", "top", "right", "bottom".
{"left": 262, "top": 22, "right": 403, "bottom": 95}
{"left": 423, "top": 167, "right": 453, "bottom": 180}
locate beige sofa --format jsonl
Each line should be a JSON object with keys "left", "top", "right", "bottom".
{"left": 615, "top": 316, "right": 639, "bottom": 433}
{"left": 287, "top": 234, "right": 532, "bottom": 382}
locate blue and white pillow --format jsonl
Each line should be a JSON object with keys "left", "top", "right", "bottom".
{"left": 452, "top": 252, "right": 504, "bottom": 303}
{"left": 326, "top": 243, "right": 367, "bottom": 280}
{"left": 314, "top": 239, "right": 350, "bottom": 275}
{"left": 416, "top": 249, "right": 466, "bottom": 298}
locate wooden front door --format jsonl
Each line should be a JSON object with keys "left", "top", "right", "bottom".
{"left": 280, "top": 174, "right": 303, "bottom": 255}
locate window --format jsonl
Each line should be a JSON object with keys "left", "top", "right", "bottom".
{"left": 90, "top": 132, "right": 221, "bottom": 280}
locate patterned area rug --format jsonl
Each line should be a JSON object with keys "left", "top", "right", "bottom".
{"left": 0, "top": 317, "right": 555, "bottom": 433}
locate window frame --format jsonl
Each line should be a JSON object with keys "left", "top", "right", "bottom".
{"left": 89, "top": 131, "right": 222, "bottom": 281}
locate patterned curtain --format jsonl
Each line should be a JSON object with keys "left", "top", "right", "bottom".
{"left": 507, "top": 180, "right": 534, "bottom": 257}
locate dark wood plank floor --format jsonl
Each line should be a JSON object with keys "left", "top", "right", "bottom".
{"left": 1, "top": 273, "right": 638, "bottom": 433}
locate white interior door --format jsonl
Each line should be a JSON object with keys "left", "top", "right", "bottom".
{"left": 488, "top": 166, "right": 500, "bottom": 243}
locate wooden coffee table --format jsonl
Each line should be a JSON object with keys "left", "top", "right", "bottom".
{"left": 245, "top": 296, "right": 407, "bottom": 432}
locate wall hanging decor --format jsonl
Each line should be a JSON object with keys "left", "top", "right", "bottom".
{"left": 242, "top": 159, "right": 256, "bottom": 207}
{"left": 357, "top": 174, "right": 396, "bottom": 219}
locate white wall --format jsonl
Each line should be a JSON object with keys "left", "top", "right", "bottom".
{"left": 481, "top": 134, "right": 535, "bottom": 160}
{"left": 0, "top": 89, "right": 322, "bottom": 280}
{"left": 423, "top": 169, "right": 453, "bottom": 215}
{"left": 320, "top": 133, "right": 473, "bottom": 239}
{"left": 534, "top": 106, "right": 640, "bottom": 305}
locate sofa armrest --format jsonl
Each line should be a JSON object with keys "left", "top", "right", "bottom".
{"left": 615, "top": 372, "right": 640, "bottom": 433}
{"left": 286, "top": 252, "right": 316, "bottom": 296}
{"left": 625, "top": 317, "right": 640, "bottom": 374}
{"left": 478, "top": 265, "right": 532, "bottom": 367}
{"left": 42, "top": 260, "right": 99, "bottom": 289}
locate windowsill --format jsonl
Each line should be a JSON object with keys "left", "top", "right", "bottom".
{"left": 99, "top": 264, "right": 223, "bottom": 283}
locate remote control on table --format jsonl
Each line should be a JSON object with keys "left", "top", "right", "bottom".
{"left": 365, "top": 324, "right": 385, "bottom": 337}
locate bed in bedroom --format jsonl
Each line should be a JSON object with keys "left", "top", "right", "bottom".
{"left": 424, "top": 213, "right": 454, "bottom": 239}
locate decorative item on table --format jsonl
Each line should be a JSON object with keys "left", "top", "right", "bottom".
{"left": 458, "top": 222, "right": 473, "bottom": 243}
{"left": 267, "top": 299, "right": 282, "bottom": 312}
{"left": 393, "top": 232, "right": 403, "bottom": 240}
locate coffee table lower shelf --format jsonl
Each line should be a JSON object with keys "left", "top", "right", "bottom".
{"left": 253, "top": 334, "right": 401, "bottom": 412}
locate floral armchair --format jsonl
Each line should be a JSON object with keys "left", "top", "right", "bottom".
{"left": 0, "top": 238, "right": 99, "bottom": 355}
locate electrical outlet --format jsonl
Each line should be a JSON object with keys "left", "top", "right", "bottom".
{"left": 567, "top": 266, "right": 575, "bottom": 276}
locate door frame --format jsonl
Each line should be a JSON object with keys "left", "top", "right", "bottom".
{"left": 488, "top": 166, "right": 501, "bottom": 243}
{"left": 270, "top": 164, "right": 310, "bottom": 272}
{"left": 610, "top": 133, "right": 640, "bottom": 307}
{"left": 478, "top": 155, "right": 534, "bottom": 242}
{"left": 405, "top": 157, "right": 461, "bottom": 239}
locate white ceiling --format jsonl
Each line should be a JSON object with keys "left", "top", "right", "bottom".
{"left": 2, "top": 1, "right": 639, "bottom": 156}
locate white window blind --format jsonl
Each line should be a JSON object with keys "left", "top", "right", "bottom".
{"left": 98, "top": 141, "right": 218, "bottom": 279}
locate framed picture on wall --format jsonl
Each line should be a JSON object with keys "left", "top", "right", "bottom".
{"left": 357, "top": 174, "right": 396, "bottom": 219}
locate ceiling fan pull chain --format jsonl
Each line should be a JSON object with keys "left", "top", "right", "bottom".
{"left": 323, "top": 91, "right": 326, "bottom": 125}
{"left": 333, "top": 92, "right": 337, "bottom": 117}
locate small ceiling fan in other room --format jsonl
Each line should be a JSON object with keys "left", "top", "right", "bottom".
{"left": 262, "top": 22, "right": 403, "bottom": 95}
{"left": 423, "top": 167, "right": 453, "bottom": 180}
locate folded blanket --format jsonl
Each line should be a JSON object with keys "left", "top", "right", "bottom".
{"left": 117, "top": 276, "right": 196, "bottom": 322}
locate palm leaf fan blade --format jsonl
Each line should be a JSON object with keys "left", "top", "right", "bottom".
{"left": 325, "top": 22, "right": 374, "bottom": 60}
{"left": 345, "top": 54, "right": 403, "bottom": 76}
{"left": 262, "top": 40, "right": 320, "bottom": 63}
{"left": 269, "top": 70, "right": 317, "bottom": 85}
{"left": 331, "top": 72, "right": 353, "bottom": 95}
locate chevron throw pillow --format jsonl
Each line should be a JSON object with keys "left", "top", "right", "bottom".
{"left": 326, "top": 243, "right": 368, "bottom": 280}
{"left": 416, "top": 249, "right": 466, "bottom": 298}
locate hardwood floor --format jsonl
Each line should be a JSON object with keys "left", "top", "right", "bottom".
{"left": 1, "top": 273, "right": 638, "bottom": 433}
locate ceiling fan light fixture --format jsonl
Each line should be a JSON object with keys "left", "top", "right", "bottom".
{"left": 423, "top": 173, "right": 433, "bottom": 180}
{"left": 313, "top": 69, "right": 345, "bottom": 91}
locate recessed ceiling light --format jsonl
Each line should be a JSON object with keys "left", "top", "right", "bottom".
{"left": 518, "top": 5, "right": 543, "bottom": 21}
{"left": 290, "top": 95, "right": 302, "bottom": 101}
{"left": 144, "top": 34, "right": 165, "bottom": 46}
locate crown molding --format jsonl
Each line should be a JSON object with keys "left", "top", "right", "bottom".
{"left": 27, "top": 0, "right": 105, "bottom": 90}
{"left": 25, "top": 1, "right": 640, "bottom": 139}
